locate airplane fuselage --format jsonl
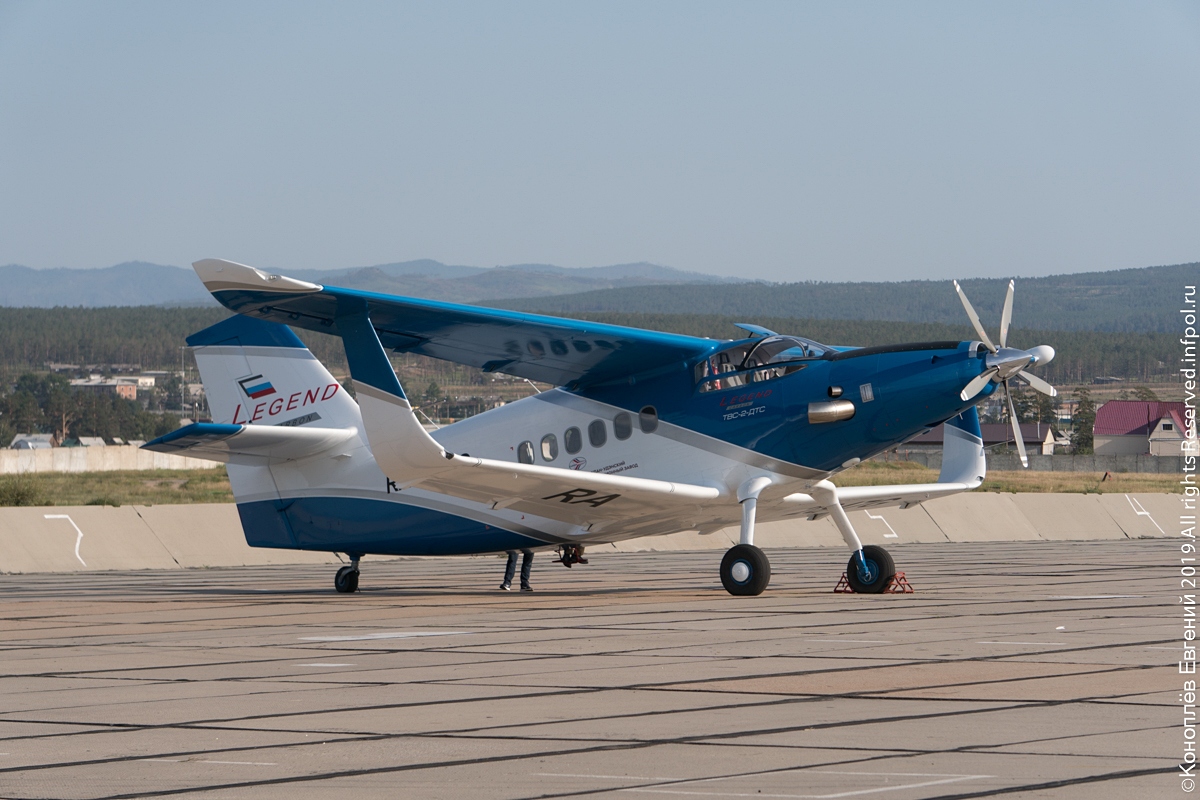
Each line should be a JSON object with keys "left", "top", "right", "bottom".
{"left": 228, "top": 338, "right": 990, "bottom": 558}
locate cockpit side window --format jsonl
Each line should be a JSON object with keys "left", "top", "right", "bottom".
{"left": 693, "top": 344, "right": 751, "bottom": 385}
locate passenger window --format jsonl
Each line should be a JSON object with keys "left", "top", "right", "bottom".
{"left": 564, "top": 426, "right": 583, "bottom": 454}
{"left": 517, "top": 441, "right": 534, "bottom": 464}
{"left": 588, "top": 419, "right": 607, "bottom": 447}
{"left": 613, "top": 412, "right": 632, "bottom": 440}
{"left": 540, "top": 434, "right": 558, "bottom": 461}
{"left": 639, "top": 406, "right": 658, "bottom": 433}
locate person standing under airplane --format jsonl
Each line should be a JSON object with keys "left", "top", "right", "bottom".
{"left": 500, "top": 549, "right": 534, "bottom": 592}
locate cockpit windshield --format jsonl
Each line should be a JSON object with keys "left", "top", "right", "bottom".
{"left": 694, "top": 335, "right": 828, "bottom": 393}
{"left": 740, "top": 335, "right": 827, "bottom": 367}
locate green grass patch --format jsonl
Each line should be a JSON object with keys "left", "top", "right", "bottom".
{"left": 0, "top": 468, "right": 232, "bottom": 507}
{"left": 838, "top": 459, "right": 1181, "bottom": 493}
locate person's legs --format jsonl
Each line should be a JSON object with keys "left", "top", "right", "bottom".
{"left": 501, "top": 551, "right": 517, "bottom": 589}
{"left": 520, "top": 549, "right": 534, "bottom": 591}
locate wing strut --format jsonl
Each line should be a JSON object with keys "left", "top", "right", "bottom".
{"left": 334, "top": 304, "right": 722, "bottom": 528}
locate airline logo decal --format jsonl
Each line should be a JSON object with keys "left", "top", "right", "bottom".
{"left": 238, "top": 375, "right": 277, "bottom": 399}
{"left": 231, "top": 380, "right": 340, "bottom": 424}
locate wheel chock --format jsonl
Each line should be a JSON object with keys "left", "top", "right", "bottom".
{"left": 833, "top": 571, "right": 915, "bottom": 593}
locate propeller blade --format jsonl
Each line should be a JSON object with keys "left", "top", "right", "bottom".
{"left": 953, "top": 280, "right": 997, "bottom": 353}
{"left": 960, "top": 368, "right": 998, "bottom": 402}
{"left": 1018, "top": 369, "right": 1057, "bottom": 397}
{"left": 999, "top": 279, "right": 1014, "bottom": 348}
{"left": 1003, "top": 380, "right": 1028, "bottom": 468}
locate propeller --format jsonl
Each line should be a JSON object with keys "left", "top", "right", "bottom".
{"left": 952, "top": 279, "right": 1058, "bottom": 468}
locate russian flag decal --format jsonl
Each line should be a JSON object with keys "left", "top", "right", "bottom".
{"left": 238, "top": 374, "right": 277, "bottom": 399}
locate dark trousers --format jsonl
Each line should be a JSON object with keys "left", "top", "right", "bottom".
{"left": 504, "top": 550, "right": 533, "bottom": 588}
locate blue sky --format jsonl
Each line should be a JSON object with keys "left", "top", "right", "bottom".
{"left": 1, "top": 1, "right": 1197, "bottom": 281}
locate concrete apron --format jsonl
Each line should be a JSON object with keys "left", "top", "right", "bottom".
{"left": 0, "top": 493, "right": 1183, "bottom": 573}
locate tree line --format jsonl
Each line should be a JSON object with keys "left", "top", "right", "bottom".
{"left": 0, "top": 373, "right": 180, "bottom": 446}
{"left": 0, "top": 306, "right": 1177, "bottom": 388}
{"left": 496, "top": 262, "right": 1198, "bottom": 334}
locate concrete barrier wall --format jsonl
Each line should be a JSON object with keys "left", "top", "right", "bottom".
{"left": 0, "top": 492, "right": 1183, "bottom": 574}
{"left": 0, "top": 504, "right": 340, "bottom": 573}
{"left": 886, "top": 451, "right": 1184, "bottom": 474}
{"left": 0, "top": 446, "right": 221, "bottom": 474}
{"left": 611, "top": 491, "right": 1180, "bottom": 553}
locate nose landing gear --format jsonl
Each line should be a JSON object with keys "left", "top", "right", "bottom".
{"left": 845, "top": 544, "right": 896, "bottom": 594}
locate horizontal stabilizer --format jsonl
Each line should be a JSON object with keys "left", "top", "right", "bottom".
{"left": 142, "top": 422, "right": 357, "bottom": 465}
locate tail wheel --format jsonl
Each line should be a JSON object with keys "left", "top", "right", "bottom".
{"left": 720, "top": 544, "right": 771, "bottom": 596}
{"left": 334, "top": 565, "right": 359, "bottom": 593}
{"left": 845, "top": 545, "right": 895, "bottom": 594}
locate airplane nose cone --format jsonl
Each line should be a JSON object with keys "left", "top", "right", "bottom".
{"left": 1027, "top": 345, "right": 1055, "bottom": 366}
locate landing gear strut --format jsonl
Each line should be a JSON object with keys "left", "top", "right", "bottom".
{"left": 720, "top": 477, "right": 773, "bottom": 596}
{"left": 812, "top": 480, "right": 898, "bottom": 594}
{"left": 334, "top": 555, "right": 361, "bottom": 593}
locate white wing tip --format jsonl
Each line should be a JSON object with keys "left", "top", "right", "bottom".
{"left": 192, "top": 258, "right": 323, "bottom": 295}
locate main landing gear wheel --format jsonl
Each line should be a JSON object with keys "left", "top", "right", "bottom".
{"left": 845, "top": 545, "right": 895, "bottom": 594}
{"left": 720, "top": 544, "right": 770, "bottom": 596}
{"left": 334, "top": 565, "right": 360, "bottom": 593}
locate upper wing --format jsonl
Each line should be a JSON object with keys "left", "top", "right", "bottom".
{"left": 193, "top": 259, "right": 719, "bottom": 388}
{"left": 142, "top": 422, "right": 358, "bottom": 465}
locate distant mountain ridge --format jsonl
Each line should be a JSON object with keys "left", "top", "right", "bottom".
{"left": 0, "top": 258, "right": 1189, "bottom": 334}
{"left": 0, "top": 259, "right": 740, "bottom": 308}
{"left": 0, "top": 263, "right": 210, "bottom": 308}
{"left": 495, "top": 262, "right": 1197, "bottom": 334}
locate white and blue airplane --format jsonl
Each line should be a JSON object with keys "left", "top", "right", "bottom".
{"left": 144, "top": 260, "right": 1057, "bottom": 596}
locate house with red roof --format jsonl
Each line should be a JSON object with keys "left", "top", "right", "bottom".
{"left": 1094, "top": 400, "right": 1193, "bottom": 456}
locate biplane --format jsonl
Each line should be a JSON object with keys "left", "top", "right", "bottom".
{"left": 144, "top": 260, "right": 1055, "bottom": 595}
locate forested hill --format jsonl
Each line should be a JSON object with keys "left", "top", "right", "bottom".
{"left": 5, "top": 260, "right": 1189, "bottom": 333}
{"left": 495, "top": 262, "right": 1197, "bottom": 333}
{"left": 0, "top": 307, "right": 1175, "bottom": 385}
